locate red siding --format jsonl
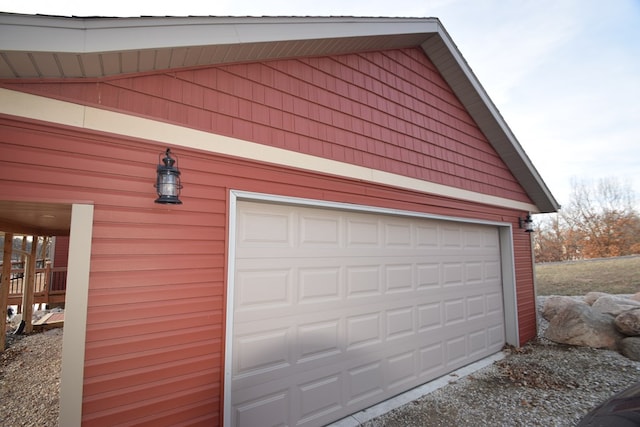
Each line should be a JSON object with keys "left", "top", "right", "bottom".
{"left": 0, "top": 46, "right": 539, "bottom": 425}
{"left": 54, "top": 236, "right": 69, "bottom": 267}
{"left": 0, "top": 115, "right": 536, "bottom": 425}
{"left": 2, "top": 48, "right": 532, "bottom": 205}
{"left": 514, "top": 231, "right": 537, "bottom": 343}
{"left": 1, "top": 119, "right": 224, "bottom": 426}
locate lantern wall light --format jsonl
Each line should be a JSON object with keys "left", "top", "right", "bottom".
{"left": 519, "top": 213, "right": 534, "bottom": 232}
{"left": 154, "top": 148, "right": 183, "bottom": 205}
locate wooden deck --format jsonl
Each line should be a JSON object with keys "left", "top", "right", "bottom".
{"left": 33, "top": 311, "right": 65, "bottom": 331}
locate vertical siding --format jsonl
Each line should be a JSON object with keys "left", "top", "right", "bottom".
{"left": 3, "top": 47, "right": 532, "bottom": 205}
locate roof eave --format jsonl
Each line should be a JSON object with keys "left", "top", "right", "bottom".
{"left": 0, "top": 13, "right": 560, "bottom": 213}
{"left": 421, "top": 23, "right": 560, "bottom": 213}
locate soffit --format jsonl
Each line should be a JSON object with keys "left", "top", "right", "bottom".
{"left": 0, "top": 201, "right": 71, "bottom": 236}
{"left": 0, "top": 15, "right": 438, "bottom": 79}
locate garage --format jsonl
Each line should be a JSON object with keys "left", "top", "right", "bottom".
{"left": 227, "top": 196, "right": 507, "bottom": 426}
{"left": 1, "top": 14, "right": 560, "bottom": 426}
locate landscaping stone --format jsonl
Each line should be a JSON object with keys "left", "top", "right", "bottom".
{"left": 584, "top": 291, "right": 610, "bottom": 305}
{"left": 541, "top": 296, "right": 586, "bottom": 321}
{"left": 619, "top": 337, "right": 640, "bottom": 361}
{"left": 544, "top": 302, "right": 623, "bottom": 350}
{"left": 615, "top": 309, "right": 640, "bottom": 336}
{"left": 592, "top": 295, "right": 640, "bottom": 317}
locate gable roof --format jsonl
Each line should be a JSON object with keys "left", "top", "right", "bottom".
{"left": 0, "top": 13, "right": 559, "bottom": 213}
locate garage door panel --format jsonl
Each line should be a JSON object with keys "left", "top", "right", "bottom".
{"left": 486, "top": 291, "right": 504, "bottom": 314}
{"left": 299, "top": 215, "right": 341, "bottom": 246}
{"left": 469, "top": 329, "right": 490, "bottom": 356}
{"left": 299, "top": 267, "right": 341, "bottom": 302}
{"left": 238, "top": 209, "right": 293, "bottom": 247}
{"left": 346, "top": 364, "right": 384, "bottom": 407}
{"left": 231, "top": 201, "right": 505, "bottom": 426}
{"left": 297, "top": 374, "right": 342, "bottom": 424}
{"left": 346, "top": 265, "right": 382, "bottom": 296}
{"left": 234, "top": 389, "right": 289, "bottom": 427}
{"left": 418, "top": 342, "right": 445, "bottom": 375}
{"left": 235, "top": 268, "right": 292, "bottom": 311}
{"left": 446, "top": 335, "right": 468, "bottom": 365}
{"left": 386, "top": 306, "right": 415, "bottom": 339}
{"left": 233, "top": 327, "right": 292, "bottom": 378}
{"left": 386, "top": 350, "right": 418, "bottom": 389}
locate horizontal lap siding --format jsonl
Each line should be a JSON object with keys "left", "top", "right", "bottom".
{"left": 514, "top": 231, "right": 537, "bottom": 343}
{"left": 0, "top": 119, "right": 223, "bottom": 426}
{"left": 1, "top": 116, "right": 536, "bottom": 425}
{"left": 4, "top": 47, "right": 531, "bottom": 204}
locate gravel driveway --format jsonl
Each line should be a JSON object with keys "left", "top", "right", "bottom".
{"left": 361, "top": 340, "right": 640, "bottom": 426}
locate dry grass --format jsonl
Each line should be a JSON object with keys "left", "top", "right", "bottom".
{"left": 535, "top": 255, "right": 640, "bottom": 296}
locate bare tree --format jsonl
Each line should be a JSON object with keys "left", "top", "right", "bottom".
{"left": 534, "top": 214, "right": 567, "bottom": 262}
{"left": 534, "top": 176, "right": 640, "bottom": 262}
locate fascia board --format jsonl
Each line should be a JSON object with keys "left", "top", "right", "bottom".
{"left": 423, "top": 23, "right": 560, "bottom": 213}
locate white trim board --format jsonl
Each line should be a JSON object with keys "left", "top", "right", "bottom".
{"left": 0, "top": 88, "right": 538, "bottom": 213}
{"left": 58, "top": 204, "right": 94, "bottom": 427}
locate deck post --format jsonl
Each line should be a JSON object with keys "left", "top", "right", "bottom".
{"left": 21, "top": 235, "right": 38, "bottom": 334}
{"left": 44, "top": 259, "right": 52, "bottom": 304}
{"left": 1, "top": 233, "right": 14, "bottom": 352}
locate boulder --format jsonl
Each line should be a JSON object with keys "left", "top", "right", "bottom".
{"left": 592, "top": 295, "right": 640, "bottom": 317}
{"left": 541, "top": 296, "right": 587, "bottom": 321}
{"left": 615, "top": 309, "right": 640, "bottom": 336}
{"left": 619, "top": 337, "right": 640, "bottom": 361}
{"left": 630, "top": 292, "right": 640, "bottom": 303}
{"left": 544, "top": 303, "right": 623, "bottom": 350}
{"left": 584, "top": 292, "right": 610, "bottom": 305}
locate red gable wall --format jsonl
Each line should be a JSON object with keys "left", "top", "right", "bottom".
{"left": 5, "top": 48, "right": 532, "bottom": 204}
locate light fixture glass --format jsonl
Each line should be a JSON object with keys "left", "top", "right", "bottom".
{"left": 519, "top": 214, "right": 534, "bottom": 232}
{"left": 155, "top": 148, "right": 183, "bottom": 204}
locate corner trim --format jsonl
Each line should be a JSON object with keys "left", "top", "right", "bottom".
{"left": 58, "top": 204, "right": 93, "bottom": 426}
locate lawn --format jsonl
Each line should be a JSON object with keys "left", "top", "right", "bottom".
{"left": 535, "top": 255, "right": 640, "bottom": 296}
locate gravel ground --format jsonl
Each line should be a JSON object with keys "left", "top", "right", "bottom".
{"left": 2, "top": 298, "right": 640, "bottom": 426}
{"left": 362, "top": 340, "right": 640, "bottom": 426}
{"left": 363, "top": 297, "right": 640, "bottom": 426}
{"left": 1, "top": 328, "right": 62, "bottom": 427}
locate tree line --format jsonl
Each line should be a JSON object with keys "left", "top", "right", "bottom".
{"left": 534, "top": 177, "right": 640, "bottom": 262}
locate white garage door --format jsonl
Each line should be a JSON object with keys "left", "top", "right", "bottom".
{"left": 229, "top": 200, "right": 505, "bottom": 426}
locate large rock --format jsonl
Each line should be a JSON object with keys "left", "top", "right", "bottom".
{"left": 630, "top": 292, "right": 640, "bottom": 303}
{"left": 584, "top": 292, "right": 610, "bottom": 305}
{"left": 615, "top": 309, "right": 640, "bottom": 336}
{"left": 544, "top": 303, "right": 623, "bottom": 350}
{"left": 592, "top": 295, "right": 640, "bottom": 317}
{"left": 541, "top": 296, "right": 587, "bottom": 321}
{"left": 619, "top": 337, "right": 640, "bottom": 361}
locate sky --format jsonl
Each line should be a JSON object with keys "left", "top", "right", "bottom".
{"left": 1, "top": 0, "right": 639, "bottom": 210}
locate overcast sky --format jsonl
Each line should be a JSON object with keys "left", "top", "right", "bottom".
{"left": 1, "top": 0, "right": 639, "bottom": 210}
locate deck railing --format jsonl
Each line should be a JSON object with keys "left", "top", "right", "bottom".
{"left": 2, "top": 260, "right": 67, "bottom": 307}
